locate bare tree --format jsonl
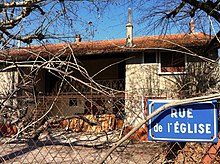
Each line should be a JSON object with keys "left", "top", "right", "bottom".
{"left": 136, "top": 0, "right": 219, "bottom": 52}
{"left": 0, "top": 0, "right": 122, "bottom": 139}
{"left": 0, "top": 0, "right": 115, "bottom": 47}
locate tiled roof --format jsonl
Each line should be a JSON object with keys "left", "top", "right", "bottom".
{"left": 0, "top": 32, "right": 212, "bottom": 60}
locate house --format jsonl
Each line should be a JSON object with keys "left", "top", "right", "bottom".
{"left": 0, "top": 15, "right": 218, "bottom": 133}
{"left": 0, "top": 32, "right": 218, "bottom": 129}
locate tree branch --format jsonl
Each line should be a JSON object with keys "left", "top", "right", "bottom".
{"left": 0, "top": 6, "right": 33, "bottom": 29}
{"left": 31, "top": 115, "right": 99, "bottom": 139}
{"left": 0, "top": 28, "right": 44, "bottom": 44}
{"left": 99, "top": 93, "right": 220, "bottom": 163}
{"left": 183, "top": 0, "right": 220, "bottom": 22}
{"left": 166, "top": 2, "right": 186, "bottom": 18}
{"left": 0, "top": 0, "right": 43, "bottom": 9}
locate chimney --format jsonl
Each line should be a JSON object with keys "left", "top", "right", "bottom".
{"left": 18, "top": 40, "right": 21, "bottom": 48}
{"left": 75, "top": 34, "right": 82, "bottom": 43}
{"left": 126, "top": 8, "right": 133, "bottom": 47}
{"left": 189, "top": 19, "right": 195, "bottom": 34}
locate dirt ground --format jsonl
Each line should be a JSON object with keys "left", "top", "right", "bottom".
{"left": 0, "top": 130, "right": 165, "bottom": 163}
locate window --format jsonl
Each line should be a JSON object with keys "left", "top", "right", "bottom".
{"left": 160, "top": 52, "right": 185, "bottom": 73}
{"left": 144, "top": 52, "right": 157, "bottom": 63}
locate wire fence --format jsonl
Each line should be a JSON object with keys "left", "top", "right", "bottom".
{"left": 0, "top": 95, "right": 219, "bottom": 163}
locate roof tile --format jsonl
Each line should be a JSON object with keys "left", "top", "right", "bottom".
{"left": 0, "top": 32, "right": 212, "bottom": 60}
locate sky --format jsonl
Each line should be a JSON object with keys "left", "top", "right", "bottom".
{"left": 74, "top": 1, "right": 186, "bottom": 42}
{"left": 83, "top": 2, "right": 166, "bottom": 41}
{"left": 22, "top": 1, "right": 136, "bottom": 45}
{"left": 91, "top": 3, "right": 135, "bottom": 40}
{"left": 79, "top": 0, "right": 219, "bottom": 42}
{"left": 7, "top": 0, "right": 218, "bottom": 46}
{"left": 50, "top": 1, "right": 152, "bottom": 42}
{"left": 50, "top": 0, "right": 201, "bottom": 43}
{"left": 68, "top": 1, "right": 139, "bottom": 42}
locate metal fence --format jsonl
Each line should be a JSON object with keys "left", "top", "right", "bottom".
{"left": 0, "top": 96, "right": 220, "bottom": 163}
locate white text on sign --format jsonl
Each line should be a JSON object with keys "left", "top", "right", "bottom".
{"left": 153, "top": 108, "right": 212, "bottom": 134}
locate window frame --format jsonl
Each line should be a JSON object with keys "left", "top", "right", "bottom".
{"left": 159, "top": 51, "right": 187, "bottom": 75}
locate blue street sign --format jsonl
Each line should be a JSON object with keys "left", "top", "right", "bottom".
{"left": 148, "top": 100, "right": 218, "bottom": 143}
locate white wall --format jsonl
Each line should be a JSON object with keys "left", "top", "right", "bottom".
{"left": 0, "top": 71, "right": 18, "bottom": 106}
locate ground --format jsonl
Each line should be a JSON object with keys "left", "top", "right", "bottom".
{"left": 0, "top": 129, "right": 165, "bottom": 163}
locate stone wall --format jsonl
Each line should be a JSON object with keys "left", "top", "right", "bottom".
{"left": 125, "top": 63, "right": 178, "bottom": 126}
